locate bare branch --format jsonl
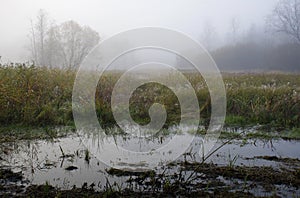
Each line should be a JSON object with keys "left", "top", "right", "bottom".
{"left": 267, "top": 0, "right": 300, "bottom": 43}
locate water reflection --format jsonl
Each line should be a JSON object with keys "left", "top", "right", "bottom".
{"left": 1, "top": 127, "right": 300, "bottom": 192}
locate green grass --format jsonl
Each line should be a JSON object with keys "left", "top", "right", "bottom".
{"left": 280, "top": 128, "right": 300, "bottom": 140}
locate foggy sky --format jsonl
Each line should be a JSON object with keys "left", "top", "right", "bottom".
{"left": 0, "top": 0, "right": 278, "bottom": 62}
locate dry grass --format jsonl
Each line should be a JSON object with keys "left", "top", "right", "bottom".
{"left": 0, "top": 63, "right": 299, "bottom": 129}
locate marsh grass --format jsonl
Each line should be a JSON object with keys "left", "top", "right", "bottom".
{"left": 0, "top": 63, "right": 74, "bottom": 126}
{"left": 0, "top": 63, "right": 299, "bottom": 132}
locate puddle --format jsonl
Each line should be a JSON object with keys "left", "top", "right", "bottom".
{"left": 1, "top": 129, "right": 300, "bottom": 197}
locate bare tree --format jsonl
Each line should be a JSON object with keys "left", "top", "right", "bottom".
{"left": 44, "top": 24, "right": 61, "bottom": 68}
{"left": 50, "top": 21, "right": 100, "bottom": 69}
{"left": 29, "top": 9, "right": 49, "bottom": 66}
{"left": 226, "top": 17, "right": 240, "bottom": 45}
{"left": 200, "top": 21, "right": 218, "bottom": 51}
{"left": 267, "top": 0, "right": 300, "bottom": 43}
{"left": 36, "top": 10, "right": 48, "bottom": 65}
{"left": 28, "top": 11, "right": 100, "bottom": 69}
{"left": 29, "top": 19, "right": 38, "bottom": 65}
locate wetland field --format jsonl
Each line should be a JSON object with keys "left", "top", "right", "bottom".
{"left": 0, "top": 64, "right": 300, "bottom": 197}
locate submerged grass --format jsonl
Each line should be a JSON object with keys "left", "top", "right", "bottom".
{"left": 0, "top": 63, "right": 299, "bottom": 132}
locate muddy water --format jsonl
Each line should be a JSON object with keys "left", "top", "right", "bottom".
{"left": 1, "top": 130, "right": 300, "bottom": 196}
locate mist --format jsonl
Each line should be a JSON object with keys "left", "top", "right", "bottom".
{"left": 1, "top": 1, "right": 300, "bottom": 196}
{"left": 0, "top": 0, "right": 299, "bottom": 71}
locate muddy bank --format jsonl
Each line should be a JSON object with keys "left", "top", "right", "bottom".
{"left": 1, "top": 161, "right": 299, "bottom": 197}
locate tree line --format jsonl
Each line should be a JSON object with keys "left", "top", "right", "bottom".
{"left": 28, "top": 0, "right": 300, "bottom": 71}
{"left": 186, "top": 0, "right": 300, "bottom": 72}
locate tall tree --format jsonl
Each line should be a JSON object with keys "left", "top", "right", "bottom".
{"left": 267, "top": 0, "right": 300, "bottom": 43}
{"left": 29, "top": 11, "right": 100, "bottom": 69}
{"left": 200, "top": 21, "right": 218, "bottom": 51}
{"left": 49, "top": 21, "right": 100, "bottom": 69}
{"left": 29, "top": 9, "right": 49, "bottom": 66}
{"left": 226, "top": 17, "right": 240, "bottom": 45}
{"left": 44, "top": 24, "right": 60, "bottom": 68}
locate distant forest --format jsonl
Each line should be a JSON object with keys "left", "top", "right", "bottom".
{"left": 211, "top": 42, "right": 300, "bottom": 72}
{"left": 181, "top": 0, "right": 300, "bottom": 72}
